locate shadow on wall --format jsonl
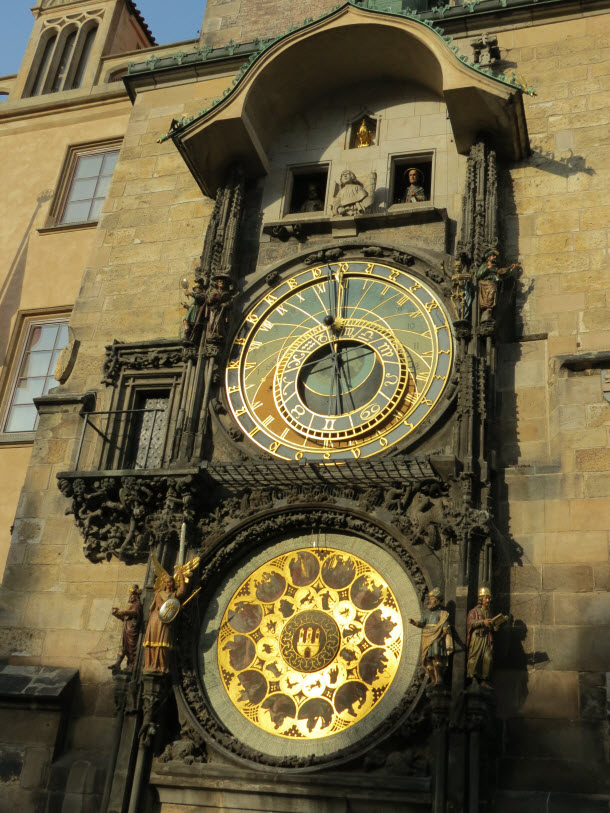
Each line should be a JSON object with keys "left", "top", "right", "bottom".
{"left": 528, "top": 148, "right": 596, "bottom": 178}
{"left": 0, "top": 190, "right": 54, "bottom": 366}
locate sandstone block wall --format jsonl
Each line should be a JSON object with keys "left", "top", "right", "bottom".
{"left": 200, "top": 0, "right": 338, "bottom": 46}
{"left": 488, "top": 11, "right": 610, "bottom": 799}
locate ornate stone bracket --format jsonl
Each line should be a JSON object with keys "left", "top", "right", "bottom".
{"left": 57, "top": 472, "right": 201, "bottom": 564}
{"left": 56, "top": 451, "right": 485, "bottom": 567}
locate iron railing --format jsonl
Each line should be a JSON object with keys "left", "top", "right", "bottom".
{"left": 74, "top": 408, "right": 167, "bottom": 472}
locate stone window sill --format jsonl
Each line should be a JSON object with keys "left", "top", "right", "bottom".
{"left": 0, "top": 431, "right": 35, "bottom": 445}
{"left": 38, "top": 220, "right": 98, "bottom": 235}
{"left": 263, "top": 204, "right": 444, "bottom": 240}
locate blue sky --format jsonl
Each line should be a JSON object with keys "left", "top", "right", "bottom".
{"left": 0, "top": 1, "right": 207, "bottom": 77}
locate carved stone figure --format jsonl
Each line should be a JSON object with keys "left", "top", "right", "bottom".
{"left": 407, "top": 485, "right": 447, "bottom": 549}
{"left": 331, "top": 169, "right": 375, "bottom": 216}
{"left": 109, "top": 585, "right": 143, "bottom": 672}
{"left": 205, "top": 274, "right": 232, "bottom": 342}
{"left": 466, "top": 586, "right": 508, "bottom": 687}
{"left": 143, "top": 557, "right": 189, "bottom": 673}
{"left": 409, "top": 588, "right": 453, "bottom": 685}
{"left": 403, "top": 167, "right": 426, "bottom": 203}
{"left": 477, "top": 250, "right": 517, "bottom": 322}
{"left": 299, "top": 182, "right": 324, "bottom": 213}
{"left": 182, "top": 281, "right": 206, "bottom": 339}
{"left": 450, "top": 258, "right": 473, "bottom": 321}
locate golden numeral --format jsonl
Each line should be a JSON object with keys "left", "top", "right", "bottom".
{"left": 251, "top": 401, "right": 263, "bottom": 410}
{"left": 439, "top": 349, "right": 450, "bottom": 355}
{"left": 280, "top": 429, "right": 289, "bottom": 440}
{"left": 315, "top": 282, "right": 327, "bottom": 294}
{"left": 311, "top": 267, "right": 322, "bottom": 278}
{"left": 250, "top": 415, "right": 273, "bottom": 436}
{"left": 403, "top": 420, "right": 414, "bottom": 430}
{"left": 409, "top": 282, "right": 422, "bottom": 293}
{"left": 397, "top": 295, "right": 409, "bottom": 306}
{"left": 338, "top": 262, "right": 349, "bottom": 273}
{"left": 227, "top": 360, "right": 240, "bottom": 369}
{"left": 246, "top": 312, "right": 258, "bottom": 324}
{"left": 264, "top": 294, "right": 277, "bottom": 306}
{"left": 350, "top": 447, "right": 361, "bottom": 458}
{"left": 258, "top": 320, "right": 274, "bottom": 331}
{"left": 323, "top": 452, "right": 331, "bottom": 460}
{"left": 276, "top": 304, "right": 287, "bottom": 315}
{"left": 434, "top": 375, "right": 446, "bottom": 382}
{"left": 364, "top": 263, "right": 374, "bottom": 275}
{"left": 425, "top": 301, "right": 438, "bottom": 312}
{"left": 287, "top": 278, "right": 298, "bottom": 289}
{"left": 378, "top": 437, "right": 388, "bottom": 447}
{"left": 389, "top": 270, "right": 399, "bottom": 282}
{"left": 295, "top": 452, "right": 304, "bottom": 460}
{"left": 381, "top": 285, "right": 389, "bottom": 296}
{"left": 235, "top": 407, "right": 247, "bottom": 416}
{"left": 228, "top": 386, "right": 238, "bottom": 394}
{"left": 323, "top": 418, "right": 336, "bottom": 431}
{"left": 323, "top": 439, "right": 334, "bottom": 448}
{"left": 269, "top": 441, "right": 280, "bottom": 452}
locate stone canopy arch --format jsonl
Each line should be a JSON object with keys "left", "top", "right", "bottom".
{"left": 171, "top": 4, "right": 529, "bottom": 196}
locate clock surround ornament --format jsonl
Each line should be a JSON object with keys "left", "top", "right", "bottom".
{"left": 225, "top": 260, "right": 454, "bottom": 461}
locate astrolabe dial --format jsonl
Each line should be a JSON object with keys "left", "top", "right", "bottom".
{"left": 225, "top": 261, "right": 453, "bottom": 460}
{"left": 216, "top": 548, "right": 403, "bottom": 739}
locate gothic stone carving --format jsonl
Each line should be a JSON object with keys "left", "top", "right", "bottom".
{"left": 58, "top": 474, "right": 199, "bottom": 564}
{"left": 102, "top": 340, "right": 190, "bottom": 386}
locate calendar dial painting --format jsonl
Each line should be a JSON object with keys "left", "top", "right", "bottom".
{"left": 225, "top": 261, "right": 453, "bottom": 461}
{"left": 217, "top": 548, "right": 403, "bottom": 740}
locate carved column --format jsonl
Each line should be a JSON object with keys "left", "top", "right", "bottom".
{"left": 465, "top": 687, "right": 494, "bottom": 813}
{"left": 127, "top": 673, "right": 170, "bottom": 813}
{"left": 429, "top": 686, "right": 451, "bottom": 813}
{"left": 177, "top": 163, "right": 246, "bottom": 463}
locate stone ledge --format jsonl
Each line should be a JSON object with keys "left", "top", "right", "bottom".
{"left": 0, "top": 665, "right": 78, "bottom": 704}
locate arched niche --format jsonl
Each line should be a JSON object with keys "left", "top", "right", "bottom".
{"left": 171, "top": 5, "right": 528, "bottom": 196}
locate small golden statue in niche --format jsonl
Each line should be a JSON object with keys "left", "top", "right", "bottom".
{"left": 356, "top": 118, "right": 374, "bottom": 148}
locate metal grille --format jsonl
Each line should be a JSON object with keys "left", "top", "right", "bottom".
{"left": 202, "top": 457, "right": 436, "bottom": 489}
{"left": 132, "top": 397, "right": 168, "bottom": 469}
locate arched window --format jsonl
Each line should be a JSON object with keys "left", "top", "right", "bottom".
{"left": 71, "top": 25, "right": 97, "bottom": 89}
{"left": 50, "top": 28, "right": 77, "bottom": 93}
{"left": 28, "top": 33, "right": 57, "bottom": 97}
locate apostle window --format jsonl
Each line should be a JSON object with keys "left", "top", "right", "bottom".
{"left": 390, "top": 155, "right": 433, "bottom": 205}
{"left": 1, "top": 317, "right": 69, "bottom": 436}
{"left": 287, "top": 166, "right": 329, "bottom": 215}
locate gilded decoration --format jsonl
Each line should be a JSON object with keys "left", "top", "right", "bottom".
{"left": 225, "top": 261, "right": 453, "bottom": 461}
{"left": 216, "top": 547, "right": 403, "bottom": 740}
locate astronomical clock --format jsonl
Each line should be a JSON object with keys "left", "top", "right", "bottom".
{"left": 225, "top": 260, "right": 453, "bottom": 461}
{"left": 173, "top": 250, "right": 460, "bottom": 769}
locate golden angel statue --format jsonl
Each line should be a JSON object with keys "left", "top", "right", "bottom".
{"left": 142, "top": 555, "right": 200, "bottom": 673}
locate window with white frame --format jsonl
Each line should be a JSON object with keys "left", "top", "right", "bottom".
{"left": 60, "top": 148, "right": 119, "bottom": 224}
{"left": 2, "top": 319, "right": 69, "bottom": 435}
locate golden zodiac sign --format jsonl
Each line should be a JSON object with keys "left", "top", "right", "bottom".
{"left": 216, "top": 548, "right": 403, "bottom": 740}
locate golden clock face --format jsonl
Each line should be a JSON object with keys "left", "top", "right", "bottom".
{"left": 217, "top": 547, "right": 403, "bottom": 740}
{"left": 226, "top": 261, "right": 453, "bottom": 461}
